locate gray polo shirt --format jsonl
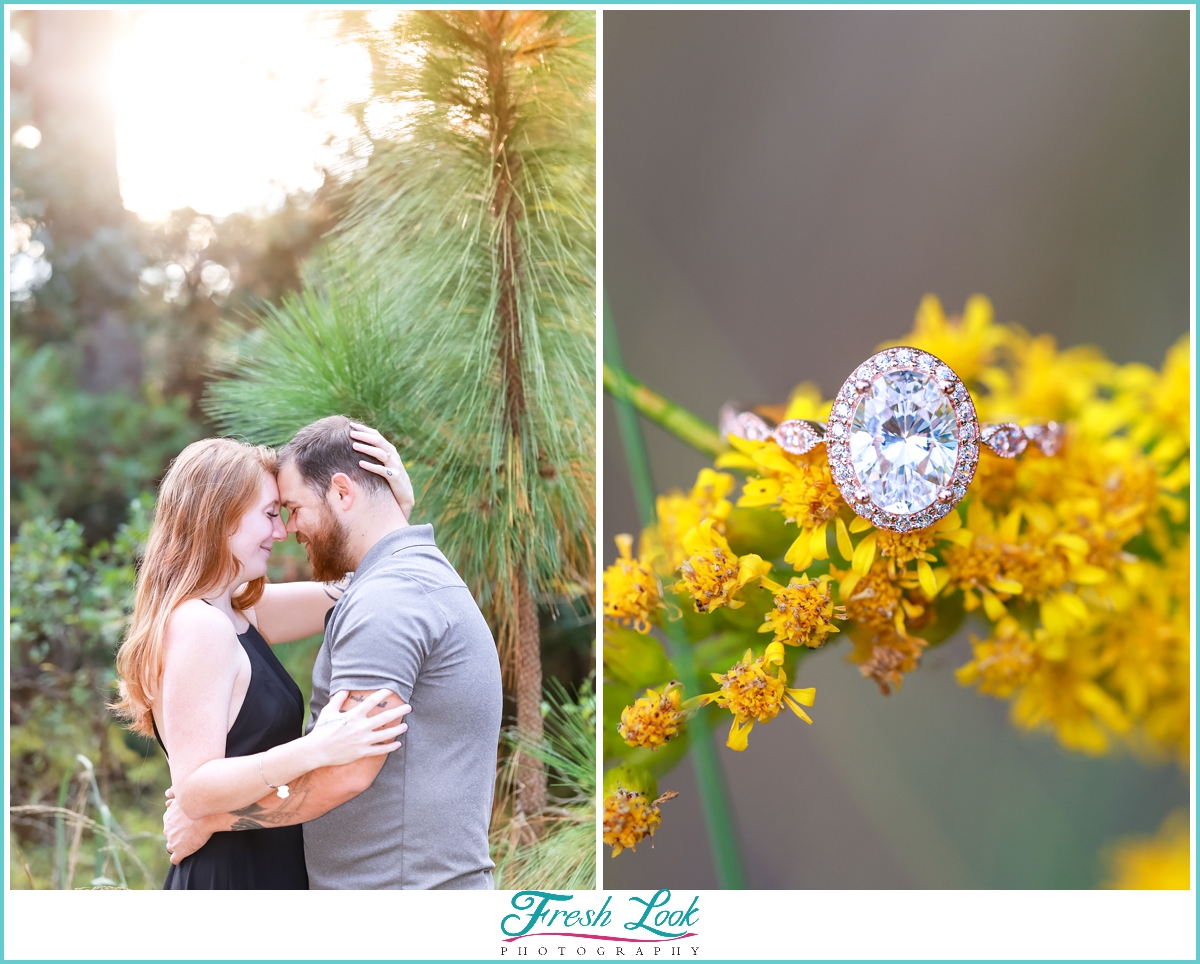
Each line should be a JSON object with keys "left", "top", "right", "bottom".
{"left": 302, "top": 524, "right": 503, "bottom": 889}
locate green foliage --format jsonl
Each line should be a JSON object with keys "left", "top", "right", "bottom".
{"left": 9, "top": 497, "right": 173, "bottom": 888}
{"left": 9, "top": 339, "right": 200, "bottom": 539}
{"left": 602, "top": 765, "right": 658, "bottom": 800}
{"left": 492, "top": 679, "right": 596, "bottom": 889}
{"left": 603, "top": 625, "right": 674, "bottom": 689}
{"left": 10, "top": 498, "right": 153, "bottom": 785}
{"left": 206, "top": 12, "right": 597, "bottom": 646}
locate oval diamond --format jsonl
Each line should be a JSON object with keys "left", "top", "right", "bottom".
{"left": 849, "top": 369, "right": 959, "bottom": 515}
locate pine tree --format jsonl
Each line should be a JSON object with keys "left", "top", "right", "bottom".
{"left": 206, "top": 11, "right": 595, "bottom": 816}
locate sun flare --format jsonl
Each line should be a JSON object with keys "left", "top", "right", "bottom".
{"left": 110, "top": 9, "right": 372, "bottom": 222}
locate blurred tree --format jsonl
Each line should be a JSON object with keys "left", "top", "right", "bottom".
{"left": 8, "top": 12, "right": 342, "bottom": 537}
{"left": 135, "top": 188, "right": 343, "bottom": 416}
{"left": 207, "top": 10, "right": 596, "bottom": 816}
{"left": 8, "top": 10, "right": 143, "bottom": 386}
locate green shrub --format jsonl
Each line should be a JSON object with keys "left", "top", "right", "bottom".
{"left": 9, "top": 339, "right": 200, "bottom": 540}
{"left": 9, "top": 497, "right": 171, "bottom": 888}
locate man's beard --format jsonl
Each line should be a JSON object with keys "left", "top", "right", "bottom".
{"left": 302, "top": 503, "right": 357, "bottom": 582}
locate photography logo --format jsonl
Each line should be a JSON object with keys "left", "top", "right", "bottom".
{"left": 500, "top": 889, "right": 701, "bottom": 957}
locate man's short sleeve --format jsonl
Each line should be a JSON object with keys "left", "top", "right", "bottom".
{"left": 327, "top": 569, "right": 444, "bottom": 702}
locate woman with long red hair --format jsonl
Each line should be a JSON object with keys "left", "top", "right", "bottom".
{"left": 113, "top": 428, "right": 411, "bottom": 889}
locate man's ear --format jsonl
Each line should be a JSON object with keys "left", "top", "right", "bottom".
{"left": 327, "top": 472, "right": 356, "bottom": 512}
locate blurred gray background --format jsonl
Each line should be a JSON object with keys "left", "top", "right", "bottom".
{"left": 602, "top": 10, "right": 1190, "bottom": 889}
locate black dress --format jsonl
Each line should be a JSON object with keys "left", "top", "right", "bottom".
{"left": 155, "top": 622, "right": 309, "bottom": 889}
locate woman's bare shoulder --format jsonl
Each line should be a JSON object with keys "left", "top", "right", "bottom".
{"left": 163, "top": 599, "right": 240, "bottom": 655}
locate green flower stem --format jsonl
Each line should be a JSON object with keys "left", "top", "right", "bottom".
{"left": 602, "top": 363, "right": 725, "bottom": 458}
{"left": 603, "top": 300, "right": 747, "bottom": 890}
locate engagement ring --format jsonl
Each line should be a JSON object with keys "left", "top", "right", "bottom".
{"left": 721, "top": 346, "right": 1064, "bottom": 533}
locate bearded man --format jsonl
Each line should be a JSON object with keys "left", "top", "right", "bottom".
{"left": 164, "top": 415, "right": 503, "bottom": 890}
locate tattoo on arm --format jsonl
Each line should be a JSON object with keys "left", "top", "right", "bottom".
{"left": 227, "top": 774, "right": 313, "bottom": 830}
{"left": 323, "top": 573, "right": 354, "bottom": 601}
{"left": 345, "top": 694, "right": 393, "bottom": 709}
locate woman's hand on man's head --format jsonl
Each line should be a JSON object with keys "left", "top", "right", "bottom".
{"left": 350, "top": 423, "right": 413, "bottom": 516}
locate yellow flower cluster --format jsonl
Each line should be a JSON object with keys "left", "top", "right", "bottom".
{"left": 760, "top": 574, "right": 844, "bottom": 648}
{"left": 653, "top": 468, "right": 736, "bottom": 569}
{"left": 697, "top": 641, "right": 816, "bottom": 751}
{"left": 719, "top": 437, "right": 843, "bottom": 572}
{"left": 1103, "top": 811, "right": 1190, "bottom": 889}
{"left": 602, "top": 293, "right": 1188, "bottom": 801}
{"left": 602, "top": 534, "right": 661, "bottom": 633}
{"left": 602, "top": 786, "right": 679, "bottom": 857}
{"left": 932, "top": 298, "right": 1191, "bottom": 759}
{"left": 618, "top": 683, "right": 685, "bottom": 750}
{"left": 674, "top": 519, "right": 771, "bottom": 614}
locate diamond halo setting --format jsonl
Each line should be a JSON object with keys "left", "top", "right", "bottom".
{"left": 825, "top": 347, "right": 978, "bottom": 531}
{"left": 721, "top": 347, "right": 1064, "bottom": 534}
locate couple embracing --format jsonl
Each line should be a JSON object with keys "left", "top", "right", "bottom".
{"left": 114, "top": 416, "right": 503, "bottom": 890}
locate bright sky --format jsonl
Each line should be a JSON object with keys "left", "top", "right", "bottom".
{"left": 111, "top": 9, "right": 378, "bottom": 222}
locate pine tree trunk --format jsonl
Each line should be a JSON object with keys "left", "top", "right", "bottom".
{"left": 514, "top": 576, "right": 545, "bottom": 816}
{"left": 483, "top": 14, "right": 548, "bottom": 817}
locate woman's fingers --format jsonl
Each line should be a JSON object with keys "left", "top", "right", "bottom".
{"left": 371, "top": 721, "right": 408, "bottom": 743}
{"left": 359, "top": 459, "right": 392, "bottom": 476}
{"left": 349, "top": 428, "right": 396, "bottom": 455}
{"left": 352, "top": 440, "right": 388, "bottom": 461}
{"left": 367, "top": 737, "right": 406, "bottom": 755}
{"left": 315, "top": 691, "right": 350, "bottom": 722}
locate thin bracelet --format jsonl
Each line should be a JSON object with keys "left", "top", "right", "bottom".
{"left": 258, "top": 752, "right": 290, "bottom": 799}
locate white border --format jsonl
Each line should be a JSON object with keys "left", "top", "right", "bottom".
{"left": 4, "top": 4, "right": 1197, "bottom": 963}
{"left": 595, "top": 5, "right": 607, "bottom": 890}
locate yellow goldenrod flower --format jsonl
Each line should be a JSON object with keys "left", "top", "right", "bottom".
{"left": 602, "top": 786, "right": 679, "bottom": 857}
{"left": 836, "top": 559, "right": 905, "bottom": 635}
{"left": 618, "top": 683, "right": 686, "bottom": 750}
{"left": 653, "top": 468, "right": 736, "bottom": 569}
{"left": 873, "top": 510, "right": 967, "bottom": 597}
{"left": 759, "top": 574, "right": 845, "bottom": 648}
{"left": 1104, "top": 811, "right": 1190, "bottom": 889}
{"left": 607, "top": 296, "right": 1189, "bottom": 768}
{"left": 1011, "top": 648, "right": 1129, "bottom": 756}
{"left": 955, "top": 618, "right": 1040, "bottom": 698}
{"left": 697, "top": 642, "right": 815, "bottom": 751}
{"left": 858, "top": 633, "right": 928, "bottom": 696}
{"left": 737, "top": 443, "right": 842, "bottom": 528}
{"left": 943, "top": 502, "right": 1030, "bottom": 619}
{"left": 674, "top": 518, "right": 771, "bottom": 614}
{"left": 971, "top": 453, "right": 1020, "bottom": 507}
{"left": 781, "top": 381, "right": 831, "bottom": 422}
{"left": 602, "top": 534, "right": 662, "bottom": 633}
{"left": 880, "top": 293, "right": 1006, "bottom": 384}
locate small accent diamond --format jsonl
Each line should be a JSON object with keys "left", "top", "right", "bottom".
{"left": 774, "top": 420, "right": 820, "bottom": 455}
{"left": 1024, "top": 422, "right": 1066, "bottom": 456}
